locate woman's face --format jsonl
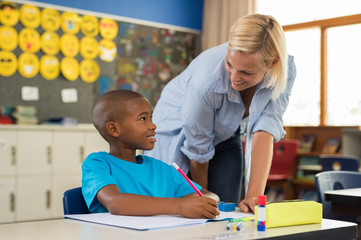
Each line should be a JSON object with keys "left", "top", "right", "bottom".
{"left": 225, "top": 49, "right": 268, "bottom": 92}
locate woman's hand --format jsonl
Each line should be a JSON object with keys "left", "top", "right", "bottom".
{"left": 179, "top": 193, "right": 220, "bottom": 219}
{"left": 239, "top": 196, "right": 257, "bottom": 213}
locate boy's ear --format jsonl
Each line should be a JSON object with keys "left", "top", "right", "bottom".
{"left": 106, "top": 121, "right": 121, "bottom": 137}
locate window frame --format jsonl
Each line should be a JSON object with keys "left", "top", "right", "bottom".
{"left": 282, "top": 14, "right": 361, "bottom": 126}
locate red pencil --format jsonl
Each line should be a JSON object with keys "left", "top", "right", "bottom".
{"left": 172, "top": 163, "right": 204, "bottom": 197}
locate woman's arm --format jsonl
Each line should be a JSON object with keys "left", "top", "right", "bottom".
{"left": 97, "top": 184, "right": 220, "bottom": 219}
{"left": 189, "top": 160, "right": 209, "bottom": 189}
{"left": 239, "top": 131, "right": 273, "bottom": 213}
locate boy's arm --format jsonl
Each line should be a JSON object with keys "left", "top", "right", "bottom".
{"left": 97, "top": 184, "right": 220, "bottom": 219}
{"left": 200, "top": 188, "right": 220, "bottom": 202}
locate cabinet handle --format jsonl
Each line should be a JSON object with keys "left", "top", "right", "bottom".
{"left": 46, "top": 190, "right": 51, "bottom": 209}
{"left": 80, "top": 146, "right": 85, "bottom": 163}
{"left": 11, "top": 146, "right": 16, "bottom": 165}
{"left": 10, "top": 192, "right": 15, "bottom": 212}
{"left": 47, "top": 146, "right": 52, "bottom": 164}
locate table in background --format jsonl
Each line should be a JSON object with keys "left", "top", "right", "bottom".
{"left": 325, "top": 187, "right": 361, "bottom": 240}
{"left": 0, "top": 218, "right": 356, "bottom": 240}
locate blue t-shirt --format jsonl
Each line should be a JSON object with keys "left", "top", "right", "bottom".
{"left": 82, "top": 152, "right": 202, "bottom": 213}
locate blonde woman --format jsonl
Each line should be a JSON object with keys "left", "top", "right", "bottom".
{"left": 144, "top": 13, "right": 296, "bottom": 213}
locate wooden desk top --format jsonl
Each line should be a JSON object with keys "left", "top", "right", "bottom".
{"left": 0, "top": 218, "right": 356, "bottom": 240}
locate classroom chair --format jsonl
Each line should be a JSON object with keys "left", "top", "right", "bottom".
{"left": 63, "top": 187, "right": 90, "bottom": 215}
{"left": 266, "top": 140, "right": 300, "bottom": 200}
{"left": 315, "top": 170, "right": 361, "bottom": 221}
{"left": 319, "top": 155, "right": 360, "bottom": 172}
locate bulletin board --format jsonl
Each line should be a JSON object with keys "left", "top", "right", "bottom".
{"left": 0, "top": 1, "right": 200, "bottom": 123}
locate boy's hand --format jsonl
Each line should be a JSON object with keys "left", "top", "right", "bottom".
{"left": 179, "top": 193, "right": 220, "bottom": 219}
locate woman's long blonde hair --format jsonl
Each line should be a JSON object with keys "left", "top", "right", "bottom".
{"left": 228, "top": 13, "right": 288, "bottom": 100}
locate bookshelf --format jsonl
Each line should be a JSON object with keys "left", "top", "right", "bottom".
{"left": 283, "top": 126, "right": 356, "bottom": 199}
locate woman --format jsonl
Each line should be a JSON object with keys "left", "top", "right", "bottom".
{"left": 144, "top": 13, "right": 296, "bottom": 213}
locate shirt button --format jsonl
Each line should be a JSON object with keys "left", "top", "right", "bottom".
{"left": 252, "top": 110, "right": 255, "bottom": 114}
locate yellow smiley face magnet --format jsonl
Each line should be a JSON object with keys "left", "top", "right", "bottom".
{"left": 60, "top": 57, "right": 79, "bottom": 81}
{"left": 0, "top": 51, "right": 17, "bottom": 76}
{"left": 61, "top": 12, "right": 80, "bottom": 34}
{"left": 60, "top": 33, "right": 79, "bottom": 57}
{"left": 41, "top": 31, "right": 59, "bottom": 55}
{"left": 99, "top": 39, "right": 117, "bottom": 62}
{"left": 20, "top": 4, "right": 40, "bottom": 28}
{"left": 80, "top": 36, "right": 98, "bottom": 59}
{"left": 100, "top": 18, "right": 118, "bottom": 40}
{"left": 0, "top": 26, "right": 17, "bottom": 51}
{"left": 19, "top": 28, "right": 40, "bottom": 53}
{"left": 18, "top": 52, "right": 39, "bottom": 78}
{"left": 80, "top": 59, "right": 99, "bottom": 83}
{"left": 0, "top": 2, "right": 19, "bottom": 26}
{"left": 41, "top": 8, "right": 60, "bottom": 31}
{"left": 81, "top": 15, "right": 99, "bottom": 37}
{"left": 40, "top": 55, "right": 59, "bottom": 80}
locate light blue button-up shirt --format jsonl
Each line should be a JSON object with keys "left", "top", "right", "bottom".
{"left": 144, "top": 43, "right": 296, "bottom": 190}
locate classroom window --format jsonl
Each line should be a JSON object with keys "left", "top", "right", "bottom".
{"left": 327, "top": 24, "right": 361, "bottom": 126}
{"left": 257, "top": 0, "right": 361, "bottom": 126}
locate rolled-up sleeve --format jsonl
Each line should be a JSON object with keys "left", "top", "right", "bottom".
{"left": 180, "top": 84, "right": 216, "bottom": 163}
{"left": 252, "top": 56, "right": 297, "bottom": 141}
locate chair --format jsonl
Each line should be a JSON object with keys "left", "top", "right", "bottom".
{"left": 63, "top": 187, "right": 90, "bottom": 215}
{"left": 319, "top": 155, "right": 360, "bottom": 172}
{"left": 315, "top": 171, "right": 361, "bottom": 220}
{"left": 266, "top": 140, "right": 300, "bottom": 200}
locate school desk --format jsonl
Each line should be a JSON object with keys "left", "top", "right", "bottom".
{"left": 0, "top": 217, "right": 356, "bottom": 240}
{"left": 324, "top": 187, "right": 361, "bottom": 216}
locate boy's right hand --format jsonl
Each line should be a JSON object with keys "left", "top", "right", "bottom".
{"left": 179, "top": 193, "right": 220, "bottom": 219}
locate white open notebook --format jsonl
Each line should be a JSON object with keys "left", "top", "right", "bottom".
{"left": 65, "top": 211, "right": 254, "bottom": 231}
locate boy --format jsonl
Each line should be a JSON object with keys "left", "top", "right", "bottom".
{"left": 82, "top": 90, "right": 220, "bottom": 219}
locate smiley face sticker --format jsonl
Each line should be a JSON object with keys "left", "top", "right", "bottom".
{"left": 41, "top": 8, "right": 60, "bottom": 31}
{"left": 81, "top": 15, "right": 99, "bottom": 37}
{"left": 60, "top": 57, "right": 79, "bottom": 81}
{"left": 100, "top": 18, "right": 118, "bottom": 40}
{"left": 41, "top": 31, "right": 59, "bottom": 55}
{"left": 60, "top": 33, "right": 79, "bottom": 57}
{"left": 80, "top": 37, "right": 98, "bottom": 59}
{"left": 80, "top": 59, "right": 99, "bottom": 83}
{"left": 61, "top": 12, "right": 80, "bottom": 34}
{"left": 0, "top": 51, "right": 17, "bottom": 76}
{"left": 40, "top": 55, "right": 59, "bottom": 80}
{"left": 18, "top": 52, "right": 39, "bottom": 78}
{"left": 0, "top": 2, "right": 19, "bottom": 26}
{"left": 99, "top": 39, "right": 117, "bottom": 62}
{"left": 20, "top": 5, "right": 40, "bottom": 29}
{"left": 0, "top": 26, "right": 17, "bottom": 51}
{"left": 19, "top": 28, "right": 40, "bottom": 53}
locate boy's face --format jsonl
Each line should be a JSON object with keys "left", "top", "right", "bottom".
{"left": 118, "top": 97, "right": 156, "bottom": 151}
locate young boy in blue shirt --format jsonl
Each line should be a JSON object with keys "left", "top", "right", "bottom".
{"left": 82, "top": 90, "right": 220, "bottom": 219}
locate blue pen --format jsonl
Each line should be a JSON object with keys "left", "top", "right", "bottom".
{"left": 236, "top": 222, "right": 243, "bottom": 231}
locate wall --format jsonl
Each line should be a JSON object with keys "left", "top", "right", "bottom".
{"left": 0, "top": 0, "right": 203, "bottom": 123}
